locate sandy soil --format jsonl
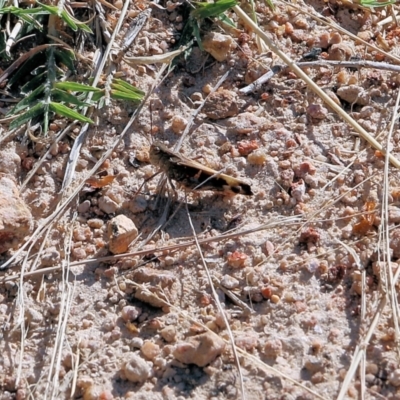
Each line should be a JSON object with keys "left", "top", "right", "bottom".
{"left": 2, "top": 0, "right": 400, "bottom": 399}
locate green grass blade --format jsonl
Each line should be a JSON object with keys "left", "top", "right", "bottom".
{"left": 51, "top": 88, "right": 91, "bottom": 107}
{"left": 191, "top": 0, "right": 237, "bottom": 19}
{"left": 10, "top": 102, "right": 45, "bottom": 129}
{"left": 110, "top": 90, "right": 144, "bottom": 102}
{"left": 49, "top": 102, "right": 94, "bottom": 123}
{"left": 111, "top": 79, "right": 145, "bottom": 97}
{"left": 218, "top": 13, "right": 236, "bottom": 27}
{"left": 54, "top": 81, "right": 103, "bottom": 92}
{"left": 360, "top": 0, "right": 394, "bottom": 6}
{"left": 9, "top": 85, "right": 45, "bottom": 114}
{"left": 91, "top": 91, "right": 105, "bottom": 102}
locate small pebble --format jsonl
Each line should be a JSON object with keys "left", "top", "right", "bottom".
{"left": 87, "top": 218, "right": 104, "bottom": 229}
{"left": 202, "top": 32, "right": 234, "bottom": 61}
{"left": 121, "top": 306, "right": 142, "bottom": 322}
{"left": 220, "top": 275, "right": 240, "bottom": 289}
{"left": 170, "top": 115, "right": 187, "bottom": 134}
{"left": 78, "top": 200, "right": 90, "bottom": 214}
{"left": 173, "top": 332, "right": 225, "bottom": 367}
{"left": 141, "top": 340, "right": 160, "bottom": 360}
{"left": 160, "top": 326, "right": 177, "bottom": 343}
{"left": 263, "top": 339, "right": 282, "bottom": 358}
{"left": 122, "top": 353, "right": 152, "bottom": 383}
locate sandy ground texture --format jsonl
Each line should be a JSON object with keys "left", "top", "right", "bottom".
{"left": 2, "top": 0, "right": 400, "bottom": 399}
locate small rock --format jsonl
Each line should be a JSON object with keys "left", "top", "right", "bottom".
{"left": 389, "top": 207, "right": 400, "bottom": 223}
{"left": 98, "top": 196, "right": 119, "bottom": 214}
{"left": 235, "top": 332, "right": 258, "bottom": 351}
{"left": 170, "top": 115, "right": 187, "bottom": 134}
{"left": 26, "top": 308, "right": 43, "bottom": 327}
{"left": 141, "top": 340, "right": 160, "bottom": 360}
{"left": 291, "top": 179, "right": 306, "bottom": 202}
{"left": 160, "top": 326, "right": 177, "bottom": 342}
{"left": 337, "top": 85, "right": 370, "bottom": 106}
{"left": 220, "top": 275, "right": 240, "bottom": 289}
{"left": 134, "top": 286, "right": 167, "bottom": 308}
{"left": 225, "top": 112, "right": 266, "bottom": 134}
{"left": 173, "top": 332, "right": 225, "bottom": 367}
{"left": 203, "top": 89, "right": 238, "bottom": 120}
{"left": 226, "top": 251, "right": 248, "bottom": 268}
{"left": 0, "top": 174, "right": 33, "bottom": 253}
{"left": 78, "top": 200, "right": 91, "bottom": 213}
{"left": 82, "top": 386, "right": 113, "bottom": 400}
{"left": 121, "top": 306, "right": 142, "bottom": 322}
{"left": 359, "top": 106, "right": 374, "bottom": 118}
{"left": 71, "top": 247, "right": 87, "bottom": 260}
{"left": 107, "top": 215, "right": 138, "bottom": 254}
{"left": 122, "top": 353, "right": 152, "bottom": 383}
{"left": 357, "top": 30, "right": 373, "bottom": 42}
{"left": 263, "top": 339, "right": 282, "bottom": 358}
{"left": 248, "top": 149, "right": 268, "bottom": 165}
{"left": 389, "top": 369, "right": 400, "bottom": 386}
{"left": 202, "top": 32, "right": 234, "bottom": 62}
{"left": 294, "top": 161, "right": 316, "bottom": 178}
{"left": 129, "top": 196, "right": 148, "bottom": 214}
{"left": 0, "top": 151, "right": 21, "bottom": 176}
{"left": 304, "top": 356, "right": 325, "bottom": 373}
{"left": 87, "top": 218, "right": 104, "bottom": 229}
{"left": 131, "top": 267, "right": 176, "bottom": 287}
{"left": 328, "top": 43, "right": 352, "bottom": 61}
{"left": 131, "top": 338, "right": 144, "bottom": 349}
{"left": 264, "top": 241, "right": 274, "bottom": 256}
{"left": 237, "top": 140, "right": 259, "bottom": 156}
{"left": 307, "top": 104, "right": 328, "bottom": 120}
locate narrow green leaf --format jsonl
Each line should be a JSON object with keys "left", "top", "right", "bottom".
{"left": 193, "top": 21, "right": 203, "bottom": 51}
{"left": 49, "top": 102, "right": 94, "bottom": 123}
{"left": 10, "top": 102, "right": 45, "bottom": 129}
{"left": 110, "top": 85, "right": 144, "bottom": 100}
{"left": 74, "top": 20, "right": 93, "bottom": 33}
{"left": 91, "top": 91, "right": 105, "bottom": 102}
{"left": 54, "top": 81, "right": 103, "bottom": 92}
{"left": 110, "top": 90, "right": 143, "bottom": 102}
{"left": 360, "top": 0, "right": 394, "bottom": 6}
{"left": 8, "top": 6, "right": 50, "bottom": 15}
{"left": 218, "top": 13, "right": 236, "bottom": 27}
{"left": 60, "top": 9, "right": 78, "bottom": 31}
{"left": 111, "top": 79, "right": 145, "bottom": 96}
{"left": 111, "top": 82, "right": 145, "bottom": 98}
{"left": 35, "top": 3, "right": 59, "bottom": 15}
{"left": 36, "top": 2, "right": 92, "bottom": 33}
{"left": 51, "top": 88, "right": 91, "bottom": 106}
{"left": 191, "top": 0, "right": 237, "bottom": 19}
{"left": 9, "top": 85, "right": 45, "bottom": 115}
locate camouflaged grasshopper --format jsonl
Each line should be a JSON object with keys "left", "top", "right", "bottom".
{"left": 149, "top": 142, "right": 253, "bottom": 196}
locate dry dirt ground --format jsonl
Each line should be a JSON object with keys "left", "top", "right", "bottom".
{"left": 2, "top": 0, "right": 400, "bottom": 399}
